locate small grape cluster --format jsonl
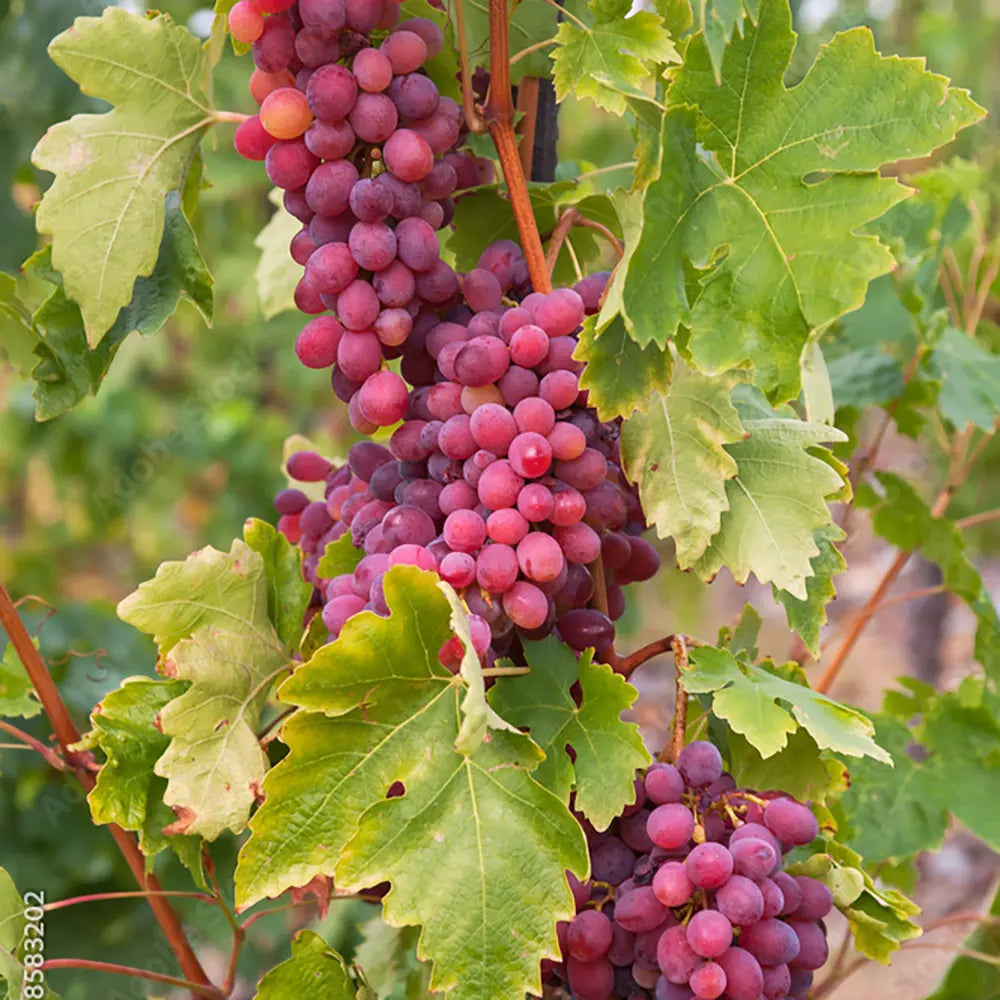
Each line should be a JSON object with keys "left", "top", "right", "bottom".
{"left": 272, "top": 266, "right": 660, "bottom": 659}
{"left": 548, "top": 742, "right": 830, "bottom": 1000}
{"left": 231, "top": 0, "right": 495, "bottom": 408}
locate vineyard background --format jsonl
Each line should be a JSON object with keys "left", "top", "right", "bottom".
{"left": 1, "top": 0, "right": 999, "bottom": 997}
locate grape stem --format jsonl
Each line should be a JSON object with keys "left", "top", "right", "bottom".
{"left": 619, "top": 635, "right": 675, "bottom": 676}
{"left": 0, "top": 718, "right": 66, "bottom": 771}
{"left": 484, "top": 0, "right": 552, "bottom": 293}
{"left": 44, "top": 890, "right": 214, "bottom": 912}
{"left": 452, "top": 0, "right": 488, "bottom": 134}
{"left": 211, "top": 110, "right": 249, "bottom": 124}
{"left": 667, "top": 635, "right": 689, "bottom": 763}
{"left": 0, "top": 579, "right": 217, "bottom": 995}
{"left": 587, "top": 556, "right": 621, "bottom": 670}
{"left": 545, "top": 208, "right": 579, "bottom": 275}
{"left": 40, "top": 959, "right": 223, "bottom": 999}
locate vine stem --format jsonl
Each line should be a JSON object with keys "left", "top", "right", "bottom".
{"left": 211, "top": 110, "right": 249, "bottom": 124}
{"left": 484, "top": 0, "right": 551, "bottom": 293}
{"left": 0, "top": 719, "right": 66, "bottom": 771}
{"left": 587, "top": 556, "right": 621, "bottom": 670}
{"left": 958, "top": 507, "right": 1000, "bottom": 529}
{"left": 0, "top": 580, "right": 215, "bottom": 995}
{"left": 666, "top": 636, "right": 689, "bottom": 763}
{"left": 453, "top": 0, "right": 487, "bottom": 134}
{"left": 45, "top": 891, "right": 214, "bottom": 912}
{"left": 545, "top": 208, "right": 579, "bottom": 275}
{"left": 619, "top": 636, "right": 675, "bottom": 677}
{"left": 40, "top": 959, "right": 223, "bottom": 999}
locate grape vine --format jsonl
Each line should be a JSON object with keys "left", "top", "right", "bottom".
{"left": 1, "top": 0, "right": 999, "bottom": 999}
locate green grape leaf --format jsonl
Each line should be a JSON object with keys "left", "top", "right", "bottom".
{"left": 927, "top": 878, "right": 1000, "bottom": 999}
{"left": 354, "top": 920, "right": 433, "bottom": 1000}
{"left": 235, "top": 567, "right": 587, "bottom": 1000}
{"left": 0, "top": 640, "right": 43, "bottom": 719}
{"left": 316, "top": 533, "right": 364, "bottom": 580}
{"left": 772, "top": 524, "right": 846, "bottom": 657}
{"left": 0, "top": 274, "right": 35, "bottom": 376}
{"left": 489, "top": 638, "right": 650, "bottom": 831}
{"left": 836, "top": 712, "right": 949, "bottom": 864}
{"left": 857, "top": 472, "right": 1000, "bottom": 681}
{"left": 117, "top": 537, "right": 273, "bottom": 654}
{"left": 243, "top": 517, "right": 312, "bottom": 652}
{"left": 683, "top": 646, "right": 891, "bottom": 762}
{"left": 118, "top": 539, "right": 291, "bottom": 839}
{"left": 693, "top": 0, "right": 759, "bottom": 83}
{"left": 618, "top": 0, "right": 984, "bottom": 401}
{"left": 692, "top": 395, "right": 848, "bottom": 598}
{"left": 788, "top": 840, "right": 921, "bottom": 962}
{"left": 74, "top": 676, "right": 204, "bottom": 881}
{"left": 928, "top": 326, "right": 1000, "bottom": 432}
{"left": 576, "top": 315, "right": 674, "bottom": 421}
{"left": 551, "top": 0, "right": 678, "bottom": 114}
{"left": 32, "top": 8, "right": 214, "bottom": 343}
{"left": 19, "top": 189, "right": 212, "bottom": 420}
{"left": 255, "top": 188, "right": 300, "bottom": 321}
{"left": 727, "top": 729, "right": 848, "bottom": 805}
{"left": 621, "top": 364, "right": 745, "bottom": 567}
{"left": 254, "top": 929, "right": 355, "bottom": 999}
{"left": 457, "top": 0, "right": 557, "bottom": 83}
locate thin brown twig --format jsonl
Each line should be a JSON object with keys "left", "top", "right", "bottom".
{"left": 0, "top": 718, "right": 66, "bottom": 771}
{"left": 45, "top": 891, "right": 214, "bottom": 912}
{"left": 958, "top": 507, "right": 1000, "bottom": 530}
{"left": 483, "top": 0, "right": 550, "bottom": 293}
{"left": 571, "top": 215, "right": 624, "bottom": 259}
{"left": 586, "top": 556, "right": 621, "bottom": 671}
{"left": 545, "top": 208, "right": 580, "bottom": 275}
{"left": 509, "top": 38, "right": 557, "bottom": 67}
{"left": 0, "top": 581, "right": 215, "bottom": 993}
{"left": 620, "top": 636, "right": 675, "bottom": 677}
{"left": 257, "top": 705, "right": 295, "bottom": 744}
{"left": 40, "top": 959, "right": 222, "bottom": 999}
{"left": 666, "top": 636, "right": 689, "bottom": 763}
{"left": 515, "top": 76, "right": 540, "bottom": 178}
{"left": 453, "top": 0, "right": 487, "bottom": 133}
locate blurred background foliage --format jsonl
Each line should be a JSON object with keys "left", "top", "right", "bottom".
{"left": 0, "top": 0, "right": 999, "bottom": 996}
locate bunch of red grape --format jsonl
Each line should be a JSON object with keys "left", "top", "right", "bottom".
{"left": 548, "top": 742, "right": 830, "bottom": 1000}
{"left": 273, "top": 267, "right": 660, "bottom": 662}
{"left": 231, "top": 0, "right": 496, "bottom": 409}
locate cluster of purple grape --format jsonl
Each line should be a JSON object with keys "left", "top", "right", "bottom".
{"left": 272, "top": 266, "right": 660, "bottom": 662}
{"left": 232, "top": 0, "right": 496, "bottom": 420}
{"left": 548, "top": 742, "right": 830, "bottom": 1000}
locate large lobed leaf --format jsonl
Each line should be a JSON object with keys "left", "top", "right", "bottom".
{"left": 612, "top": 0, "right": 983, "bottom": 402}
{"left": 928, "top": 325, "right": 1000, "bottom": 432}
{"left": 236, "top": 567, "right": 588, "bottom": 1000}
{"left": 551, "top": 0, "right": 678, "bottom": 114}
{"left": 16, "top": 192, "right": 212, "bottom": 421}
{"left": 683, "top": 646, "right": 891, "bottom": 763}
{"left": 32, "top": 8, "right": 214, "bottom": 344}
{"left": 118, "top": 536, "right": 293, "bottom": 840}
{"left": 489, "top": 638, "right": 650, "bottom": 831}
{"left": 74, "top": 676, "right": 203, "bottom": 880}
{"left": 620, "top": 363, "right": 745, "bottom": 568}
{"left": 692, "top": 391, "right": 848, "bottom": 598}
